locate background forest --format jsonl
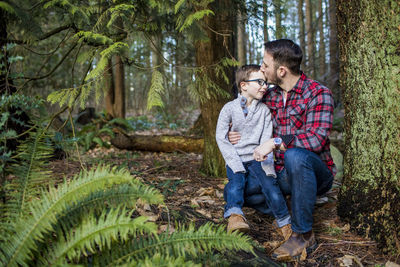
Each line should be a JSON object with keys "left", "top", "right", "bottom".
{"left": 1, "top": 0, "right": 399, "bottom": 266}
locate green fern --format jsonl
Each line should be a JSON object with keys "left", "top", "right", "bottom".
{"left": 93, "top": 223, "right": 254, "bottom": 266}
{"left": 0, "top": 166, "right": 134, "bottom": 267}
{"left": 86, "top": 42, "right": 129, "bottom": 81}
{"left": 147, "top": 70, "right": 165, "bottom": 111}
{"left": 0, "top": 1, "right": 16, "bottom": 14}
{"left": 53, "top": 183, "right": 164, "bottom": 234}
{"left": 127, "top": 254, "right": 201, "bottom": 267}
{"left": 43, "top": 208, "right": 157, "bottom": 265}
{"left": 0, "top": 129, "right": 53, "bottom": 242}
{"left": 177, "top": 9, "right": 214, "bottom": 32}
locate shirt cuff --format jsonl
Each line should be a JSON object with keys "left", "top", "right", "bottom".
{"left": 281, "top": 134, "right": 295, "bottom": 148}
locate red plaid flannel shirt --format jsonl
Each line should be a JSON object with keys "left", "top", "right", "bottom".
{"left": 264, "top": 72, "right": 336, "bottom": 175}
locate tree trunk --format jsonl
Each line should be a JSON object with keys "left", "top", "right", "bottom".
{"left": 317, "top": 0, "right": 326, "bottom": 82}
{"left": 336, "top": 0, "right": 400, "bottom": 254}
{"left": 328, "top": 0, "right": 340, "bottom": 105}
{"left": 305, "top": 0, "right": 315, "bottom": 77}
{"left": 298, "top": 0, "right": 306, "bottom": 72}
{"left": 237, "top": 10, "right": 247, "bottom": 66}
{"left": 105, "top": 59, "right": 115, "bottom": 118}
{"left": 273, "top": 0, "right": 283, "bottom": 39}
{"left": 194, "top": 0, "right": 235, "bottom": 177}
{"left": 113, "top": 55, "right": 126, "bottom": 118}
{"left": 262, "top": 0, "right": 269, "bottom": 43}
{"left": 111, "top": 133, "right": 203, "bottom": 153}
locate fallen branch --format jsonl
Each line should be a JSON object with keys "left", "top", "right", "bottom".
{"left": 111, "top": 133, "right": 204, "bottom": 153}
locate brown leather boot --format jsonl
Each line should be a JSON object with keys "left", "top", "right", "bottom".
{"left": 272, "top": 231, "right": 317, "bottom": 261}
{"left": 272, "top": 220, "right": 292, "bottom": 241}
{"left": 227, "top": 214, "right": 250, "bottom": 233}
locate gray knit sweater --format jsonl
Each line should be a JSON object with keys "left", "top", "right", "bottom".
{"left": 216, "top": 97, "right": 276, "bottom": 176}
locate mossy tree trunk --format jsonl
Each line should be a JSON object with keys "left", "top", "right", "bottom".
{"left": 337, "top": 0, "right": 400, "bottom": 254}
{"left": 194, "top": 0, "right": 235, "bottom": 177}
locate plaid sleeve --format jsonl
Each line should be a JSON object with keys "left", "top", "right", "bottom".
{"left": 290, "top": 87, "right": 334, "bottom": 153}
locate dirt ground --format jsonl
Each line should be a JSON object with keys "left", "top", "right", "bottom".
{"left": 50, "top": 148, "right": 399, "bottom": 267}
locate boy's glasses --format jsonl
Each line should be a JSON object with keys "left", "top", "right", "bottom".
{"left": 244, "top": 79, "right": 267, "bottom": 86}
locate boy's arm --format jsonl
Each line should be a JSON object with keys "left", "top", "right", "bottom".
{"left": 259, "top": 107, "right": 276, "bottom": 177}
{"left": 215, "top": 105, "right": 245, "bottom": 173}
{"left": 260, "top": 107, "right": 273, "bottom": 144}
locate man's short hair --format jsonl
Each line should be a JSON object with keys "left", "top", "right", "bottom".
{"left": 264, "top": 39, "right": 303, "bottom": 74}
{"left": 235, "top": 64, "right": 260, "bottom": 93}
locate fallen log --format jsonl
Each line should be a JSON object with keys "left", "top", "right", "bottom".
{"left": 111, "top": 133, "right": 204, "bottom": 153}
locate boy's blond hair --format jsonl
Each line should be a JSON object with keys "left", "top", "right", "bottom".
{"left": 235, "top": 64, "right": 261, "bottom": 93}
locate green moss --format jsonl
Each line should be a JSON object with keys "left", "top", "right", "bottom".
{"left": 337, "top": 0, "right": 400, "bottom": 255}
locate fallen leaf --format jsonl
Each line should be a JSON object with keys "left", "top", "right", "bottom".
{"left": 386, "top": 261, "right": 400, "bottom": 267}
{"left": 196, "top": 209, "right": 212, "bottom": 218}
{"left": 158, "top": 224, "right": 175, "bottom": 234}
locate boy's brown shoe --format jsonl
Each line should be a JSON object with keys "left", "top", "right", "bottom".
{"left": 272, "top": 220, "right": 292, "bottom": 241}
{"left": 227, "top": 214, "right": 250, "bottom": 233}
{"left": 272, "top": 231, "right": 317, "bottom": 262}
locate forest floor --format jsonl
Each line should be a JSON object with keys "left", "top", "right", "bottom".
{"left": 50, "top": 147, "right": 398, "bottom": 267}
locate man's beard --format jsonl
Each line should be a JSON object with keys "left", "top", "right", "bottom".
{"left": 267, "top": 72, "right": 283, "bottom": 86}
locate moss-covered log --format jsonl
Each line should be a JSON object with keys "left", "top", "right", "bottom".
{"left": 111, "top": 133, "right": 204, "bottom": 153}
{"left": 337, "top": 0, "right": 400, "bottom": 254}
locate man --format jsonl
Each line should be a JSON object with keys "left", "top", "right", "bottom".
{"left": 229, "top": 39, "right": 336, "bottom": 261}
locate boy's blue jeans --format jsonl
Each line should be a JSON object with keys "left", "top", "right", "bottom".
{"left": 276, "top": 148, "right": 334, "bottom": 234}
{"left": 224, "top": 160, "right": 290, "bottom": 227}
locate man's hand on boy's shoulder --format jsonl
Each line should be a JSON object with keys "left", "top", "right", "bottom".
{"left": 228, "top": 131, "right": 241, "bottom": 144}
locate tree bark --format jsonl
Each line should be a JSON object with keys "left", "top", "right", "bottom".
{"left": 105, "top": 59, "right": 115, "bottom": 118}
{"left": 298, "top": 0, "right": 306, "bottom": 72}
{"left": 337, "top": 0, "right": 400, "bottom": 254}
{"left": 113, "top": 55, "right": 126, "bottom": 118}
{"left": 328, "top": 0, "right": 340, "bottom": 105}
{"left": 273, "top": 0, "right": 283, "bottom": 39}
{"left": 194, "top": 0, "right": 235, "bottom": 177}
{"left": 111, "top": 133, "right": 203, "bottom": 153}
{"left": 262, "top": 0, "right": 269, "bottom": 43}
{"left": 317, "top": 0, "right": 326, "bottom": 82}
{"left": 305, "top": 0, "right": 315, "bottom": 77}
{"left": 237, "top": 10, "right": 247, "bottom": 66}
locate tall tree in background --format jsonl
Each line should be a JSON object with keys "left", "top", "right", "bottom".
{"left": 273, "top": 0, "right": 284, "bottom": 39}
{"left": 237, "top": 8, "right": 247, "bottom": 66}
{"left": 194, "top": 1, "right": 235, "bottom": 176}
{"left": 262, "top": 0, "right": 269, "bottom": 43}
{"left": 297, "top": 0, "right": 306, "bottom": 72}
{"left": 328, "top": 0, "right": 340, "bottom": 105}
{"left": 317, "top": 0, "right": 326, "bottom": 82}
{"left": 337, "top": 0, "right": 400, "bottom": 254}
{"left": 305, "top": 0, "right": 315, "bottom": 77}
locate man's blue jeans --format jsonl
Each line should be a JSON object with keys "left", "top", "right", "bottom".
{"left": 224, "top": 160, "right": 290, "bottom": 227}
{"left": 277, "top": 148, "right": 334, "bottom": 234}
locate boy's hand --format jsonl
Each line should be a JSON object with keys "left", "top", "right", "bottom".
{"left": 228, "top": 131, "right": 241, "bottom": 144}
{"left": 253, "top": 139, "right": 275, "bottom": 161}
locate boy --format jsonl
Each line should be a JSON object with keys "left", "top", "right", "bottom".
{"left": 216, "top": 65, "right": 291, "bottom": 235}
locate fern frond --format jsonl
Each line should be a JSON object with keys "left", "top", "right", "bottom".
{"left": 95, "top": 223, "right": 254, "bottom": 266}
{"left": 174, "top": 0, "right": 186, "bottom": 14}
{"left": 107, "top": 4, "right": 136, "bottom": 29}
{"left": 74, "top": 31, "right": 113, "bottom": 46}
{"left": 128, "top": 253, "right": 201, "bottom": 267}
{"left": 0, "top": 165, "right": 135, "bottom": 267}
{"left": 86, "top": 42, "right": 128, "bottom": 81}
{"left": 54, "top": 183, "right": 163, "bottom": 234}
{"left": 44, "top": 208, "right": 157, "bottom": 266}
{"left": 0, "top": 1, "right": 16, "bottom": 14}
{"left": 0, "top": 129, "right": 53, "bottom": 241}
{"left": 44, "top": 0, "right": 89, "bottom": 24}
{"left": 177, "top": 9, "right": 214, "bottom": 32}
{"left": 146, "top": 70, "right": 165, "bottom": 111}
